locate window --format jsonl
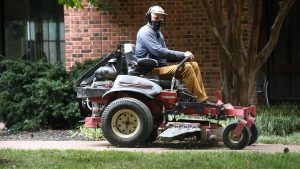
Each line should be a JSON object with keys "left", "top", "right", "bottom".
{"left": 2, "top": 0, "right": 65, "bottom": 64}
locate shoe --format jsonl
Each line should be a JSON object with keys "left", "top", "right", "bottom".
{"left": 200, "top": 99, "right": 215, "bottom": 105}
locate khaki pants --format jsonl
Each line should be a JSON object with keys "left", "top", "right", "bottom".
{"left": 152, "top": 61, "right": 208, "bottom": 102}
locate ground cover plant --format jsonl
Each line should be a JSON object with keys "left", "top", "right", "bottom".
{"left": 255, "top": 104, "right": 300, "bottom": 144}
{"left": 0, "top": 149, "right": 299, "bottom": 169}
{"left": 69, "top": 125, "right": 104, "bottom": 141}
{"left": 256, "top": 104, "right": 300, "bottom": 135}
{"left": 258, "top": 132, "right": 300, "bottom": 145}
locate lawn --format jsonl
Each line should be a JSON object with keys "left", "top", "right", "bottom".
{"left": 258, "top": 132, "right": 300, "bottom": 145}
{"left": 0, "top": 149, "right": 299, "bottom": 169}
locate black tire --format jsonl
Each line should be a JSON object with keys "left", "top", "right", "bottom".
{"left": 102, "top": 97, "right": 153, "bottom": 147}
{"left": 248, "top": 123, "right": 259, "bottom": 145}
{"left": 144, "top": 116, "right": 163, "bottom": 144}
{"left": 222, "top": 122, "right": 250, "bottom": 150}
{"left": 144, "top": 127, "right": 158, "bottom": 144}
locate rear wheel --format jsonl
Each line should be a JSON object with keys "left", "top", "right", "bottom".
{"left": 248, "top": 123, "right": 259, "bottom": 145}
{"left": 102, "top": 97, "right": 153, "bottom": 147}
{"left": 222, "top": 122, "right": 250, "bottom": 150}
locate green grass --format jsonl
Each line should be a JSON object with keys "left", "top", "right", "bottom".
{"left": 258, "top": 132, "right": 300, "bottom": 145}
{"left": 255, "top": 104, "right": 300, "bottom": 144}
{"left": 258, "top": 104, "right": 300, "bottom": 116}
{"left": 255, "top": 112, "right": 300, "bottom": 136}
{"left": 256, "top": 104, "right": 300, "bottom": 135}
{"left": 0, "top": 149, "right": 299, "bottom": 169}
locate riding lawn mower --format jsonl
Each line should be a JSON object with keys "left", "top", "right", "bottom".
{"left": 76, "top": 43, "right": 258, "bottom": 150}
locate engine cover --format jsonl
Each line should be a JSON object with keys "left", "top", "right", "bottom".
{"left": 94, "top": 66, "right": 117, "bottom": 80}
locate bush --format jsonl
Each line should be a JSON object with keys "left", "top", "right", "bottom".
{"left": 0, "top": 59, "right": 82, "bottom": 131}
{"left": 67, "top": 58, "right": 102, "bottom": 84}
{"left": 256, "top": 104, "right": 300, "bottom": 136}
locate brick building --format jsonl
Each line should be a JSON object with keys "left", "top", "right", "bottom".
{"left": 1, "top": 0, "right": 300, "bottom": 103}
{"left": 64, "top": 1, "right": 233, "bottom": 99}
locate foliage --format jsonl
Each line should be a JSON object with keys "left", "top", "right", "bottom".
{"left": 0, "top": 57, "right": 103, "bottom": 131}
{"left": 258, "top": 132, "right": 300, "bottom": 145}
{"left": 58, "top": 0, "right": 116, "bottom": 10}
{"left": 0, "top": 59, "right": 80, "bottom": 131}
{"left": 256, "top": 104, "right": 300, "bottom": 136}
{"left": 58, "top": 0, "right": 85, "bottom": 9}
{"left": 258, "top": 104, "right": 300, "bottom": 116}
{"left": 1, "top": 149, "right": 300, "bottom": 169}
{"left": 69, "top": 125, "right": 103, "bottom": 141}
{"left": 67, "top": 58, "right": 102, "bottom": 84}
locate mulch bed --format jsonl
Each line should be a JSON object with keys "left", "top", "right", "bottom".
{"left": 0, "top": 130, "right": 85, "bottom": 141}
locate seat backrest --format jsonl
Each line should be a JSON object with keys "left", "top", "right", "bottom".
{"left": 123, "top": 43, "right": 158, "bottom": 75}
{"left": 124, "top": 44, "right": 138, "bottom": 66}
{"left": 123, "top": 43, "right": 171, "bottom": 88}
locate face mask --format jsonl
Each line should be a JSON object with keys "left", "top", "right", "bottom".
{"left": 151, "top": 20, "right": 163, "bottom": 31}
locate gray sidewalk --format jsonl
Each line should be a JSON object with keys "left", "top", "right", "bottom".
{"left": 1, "top": 141, "right": 300, "bottom": 153}
{"left": 1, "top": 122, "right": 300, "bottom": 153}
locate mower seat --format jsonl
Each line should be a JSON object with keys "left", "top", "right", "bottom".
{"left": 123, "top": 43, "right": 175, "bottom": 89}
{"left": 124, "top": 43, "right": 158, "bottom": 76}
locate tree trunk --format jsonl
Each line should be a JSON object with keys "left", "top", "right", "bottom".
{"left": 220, "top": 52, "right": 256, "bottom": 105}
{"left": 201, "top": 0, "right": 295, "bottom": 105}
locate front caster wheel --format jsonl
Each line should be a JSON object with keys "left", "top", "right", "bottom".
{"left": 248, "top": 123, "right": 259, "bottom": 145}
{"left": 222, "top": 122, "right": 250, "bottom": 150}
{"left": 102, "top": 97, "right": 153, "bottom": 147}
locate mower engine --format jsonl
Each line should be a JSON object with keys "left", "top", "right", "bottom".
{"left": 94, "top": 59, "right": 118, "bottom": 80}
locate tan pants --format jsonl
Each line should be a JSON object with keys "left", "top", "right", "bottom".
{"left": 152, "top": 61, "right": 208, "bottom": 102}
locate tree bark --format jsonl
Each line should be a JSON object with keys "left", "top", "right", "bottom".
{"left": 201, "top": 0, "right": 295, "bottom": 105}
{"left": 255, "top": 0, "right": 295, "bottom": 72}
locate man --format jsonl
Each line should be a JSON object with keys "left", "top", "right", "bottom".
{"left": 135, "top": 6, "right": 209, "bottom": 103}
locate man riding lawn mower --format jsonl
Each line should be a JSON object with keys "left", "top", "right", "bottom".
{"left": 76, "top": 43, "right": 258, "bottom": 150}
{"left": 75, "top": 6, "right": 258, "bottom": 150}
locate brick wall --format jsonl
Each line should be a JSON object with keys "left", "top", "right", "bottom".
{"left": 64, "top": 0, "right": 253, "bottom": 100}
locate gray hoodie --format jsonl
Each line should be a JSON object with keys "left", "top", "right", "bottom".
{"left": 135, "top": 23, "right": 185, "bottom": 67}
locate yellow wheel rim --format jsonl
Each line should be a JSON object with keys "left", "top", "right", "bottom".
{"left": 111, "top": 109, "right": 140, "bottom": 138}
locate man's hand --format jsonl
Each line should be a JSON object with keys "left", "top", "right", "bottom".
{"left": 184, "top": 51, "right": 194, "bottom": 60}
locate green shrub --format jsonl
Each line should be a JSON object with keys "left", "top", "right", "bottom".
{"left": 67, "top": 58, "right": 102, "bottom": 84}
{"left": 0, "top": 58, "right": 102, "bottom": 131}
{"left": 256, "top": 104, "right": 300, "bottom": 136}
{"left": 0, "top": 59, "right": 81, "bottom": 131}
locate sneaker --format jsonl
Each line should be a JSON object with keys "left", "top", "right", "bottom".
{"left": 200, "top": 99, "right": 215, "bottom": 105}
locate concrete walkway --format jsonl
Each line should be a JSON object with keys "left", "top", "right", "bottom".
{"left": 1, "top": 123, "right": 300, "bottom": 153}
{"left": 1, "top": 141, "right": 300, "bottom": 153}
